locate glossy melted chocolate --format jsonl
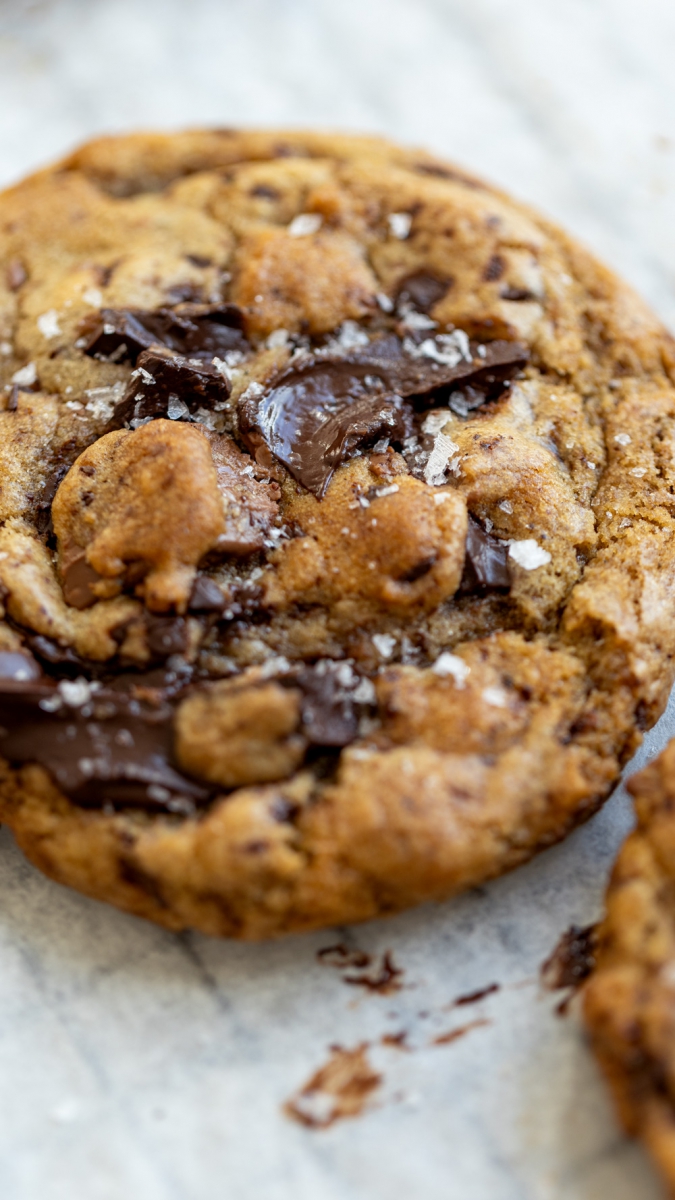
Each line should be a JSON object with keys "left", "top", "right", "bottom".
{"left": 240, "top": 335, "right": 528, "bottom": 496}
{"left": 0, "top": 670, "right": 210, "bottom": 813}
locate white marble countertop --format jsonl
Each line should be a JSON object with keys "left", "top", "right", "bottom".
{"left": 0, "top": 2, "right": 674, "bottom": 1197}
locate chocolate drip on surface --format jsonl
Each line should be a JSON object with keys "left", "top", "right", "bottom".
{"left": 0, "top": 679, "right": 210, "bottom": 813}
{"left": 83, "top": 302, "right": 247, "bottom": 364}
{"left": 460, "top": 517, "right": 512, "bottom": 593}
{"left": 240, "top": 335, "right": 528, "bottom": 497}
{"left": 108, "top": 346, "right": 230, "bottom": 429}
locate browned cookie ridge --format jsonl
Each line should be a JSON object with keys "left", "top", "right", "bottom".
{"left": 584, "top": 742, "right": 675, "bottom": 1197}
{"left": 0, "top": 128, "right": 674, "bottom": 938}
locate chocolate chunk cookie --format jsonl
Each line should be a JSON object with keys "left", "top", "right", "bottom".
{"left": 0, "top": 128, "right": 674, "bottom": 938}
{"left": 585, "top": 742, "right": 675, "bottom": 1194}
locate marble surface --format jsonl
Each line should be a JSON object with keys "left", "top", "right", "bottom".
{"left": 0, "top": 1, "right": 674, "bottom": 1197}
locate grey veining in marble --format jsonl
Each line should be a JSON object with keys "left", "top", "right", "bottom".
{"left": 0, "top": 1, "right": 674, "bottom": 1197}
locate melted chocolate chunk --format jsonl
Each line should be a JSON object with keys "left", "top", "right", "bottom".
{"left": 396, "top": 271, "right": 452, "bottom": 313}
{"left": 0, "top": 679, "right": 209, "bottom": 812}
{"left": 240, "top": 336, "right": 528, "bottom": 496}
{"left": 61, "top": 551, "right": 102, "bottom": 610}
{"left": 240, "top": 360, "right": 408, "bottom": 497}
{"left": 83, "top": 303, "right": 247, "bottom": 364}
{"left": 107, "top": 346, "right": 230, "bottom": 429}
{"left": 188, "top": 575, "right": 226, "bottom": 613}
{"left": 460, "top": 517, "right": 512, "bottom": 592}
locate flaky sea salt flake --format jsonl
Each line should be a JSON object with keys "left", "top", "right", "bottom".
{"left": 388, "top": 212, "right": 412, "bottom": 239}
{"left": 372, "top": 633, "right": 396, "bottom": 659}
{"left": 508, "top": 539, "right": 551, "bottom": 570}
{"left": 37, "top": 310, "right": 61, "bottom": 339}
{"left": 424, "top": 432, "right": 459, "bottom": 487}
{"left": 431, "top": 653, "right": 470, "bottom": 687}
{"left": 288, "top": 213, "right": 322, "bottom": 237}
{"left": 11, "top": 361, "right": 37, "bottom": 387}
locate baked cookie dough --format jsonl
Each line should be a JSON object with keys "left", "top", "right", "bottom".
{"left": 585, "top": 742, "right": 675, "bottom": 1196}
{"left": 0, "top": 128, "right": 674, "bottom": 938}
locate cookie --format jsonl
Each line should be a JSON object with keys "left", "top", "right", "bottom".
{"left": 585, "top": 742, "right": 675, "bottom": 1195}
{"left": 0, "top": 128, "right": 674, "bottom": 938}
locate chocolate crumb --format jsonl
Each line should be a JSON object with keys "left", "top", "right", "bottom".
{"left": 284, "top": 1043, "right": 381, "bottom": 1128}
{"left": 381, "top": 1030, "right": 409, "bottom": 1051}
{"left": 343, "top": 951, "right": 404, "bottom": 995}
{"left": 541, "top": 923, "right": 597, "bottom": 1015}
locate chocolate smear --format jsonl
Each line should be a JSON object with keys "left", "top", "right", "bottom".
{"left": 459, "top": 516, "right": 512, "bottom": 593}
{"left": 83, "top": 302, "right": 247, "bottom": 364}
{"left": 396, "top": 271, "right": 452, "bottom": 313}
{"left": 433, "top": 1019, "right": 490, "bottom": 1046}
{"left": 451, "top": 982, "right": 501, "bottom": 1008}
{"left": 107, "top": 346, "right": 230, "bottom": 429}
{"left": 318, "top": 944, "right": 372, "bottom": 971}
{"left": 0, "top": 678, "right": 210, "bottom": 812}
{"left": 541, "top": 923, "right": 598, "bottom": 1016}
{"left": 342, "top": 951, "right": 404, "bottom": 995}
{"left": 240, "top": 335, "right": 528, "bottom": 496}
{"left": 284, "top": 1044, "right": 381, "bottom": 1128}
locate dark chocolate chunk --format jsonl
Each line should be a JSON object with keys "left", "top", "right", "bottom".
{"left": 396, "top": 271, "right": 453, "bottom": 313}
{"left": 83, "top": 302, "right": 247, "bottom": 364}
{"left": 290, "top": 661, "right": 374, "bottom": 747}
{"left": 239, "top": 360, "right": 408, "bottom": 498}
{"left": 500, "top": 285, "right": 537, "bottom": 302}
{"left": 240, "top": 336, "right": 528, "bottom": 496}
{"left": 296, "top": 667, "right": 359, "bottom": 747}
{"left": 188, "top": 575, "right": 226, "bottom": 613}
{"left": 6, "top": 260, "right": 27, "bottom": 291}
{"left": 0, "top": 678, "right": 209, "bottom": 812}
{"left": 460, "top": 517, "right": 511, "bottom": 593}
{"left": 482, "top": 255, "right": 505, "bottom": 283}
{"left": 26, "top": 634, "right": 85, "bottom": 670}
{"left": 146, "top": 616, "right": 188, "bottom": 659}
{"left": 0, "top": 651, "right": 42, "bottom": 682}
{"left": 351, "top": 334, "right": 529, "bottom": 401}
{"left": 107, "top": 345, "right": 230, "bottom": 429}
{"left": 61, "top": 551, "right": 102, "bottom": 610}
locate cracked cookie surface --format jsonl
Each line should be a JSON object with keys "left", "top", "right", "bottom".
{"left": 0, "top": 128, "right": 674, "bottom": 939}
